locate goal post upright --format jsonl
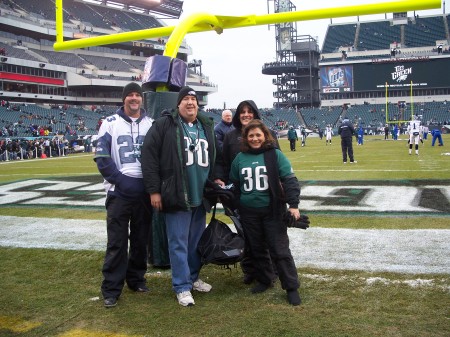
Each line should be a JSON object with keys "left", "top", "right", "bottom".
{"left": 385, "top": 80, "right": 418, "bottom": 125}
{"left": 53, "top": 0, "right": 441, "bottom": 93}
{"left": 410, "top": 80, "right": 414, "bottom": 119}
{"left": 385, "top": 82, "right": 388, "bottom": 124}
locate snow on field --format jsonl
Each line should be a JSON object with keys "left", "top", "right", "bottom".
{"left": 1, "top": 216, "right": 449, "bottom": 275}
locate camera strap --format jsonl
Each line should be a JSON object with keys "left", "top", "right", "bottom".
{"left": 179, "top": 116, "right": 199, "bottom": 152}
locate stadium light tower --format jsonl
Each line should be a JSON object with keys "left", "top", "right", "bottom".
{"left": 264, "top": 0, "right": 321, "bottom": 109}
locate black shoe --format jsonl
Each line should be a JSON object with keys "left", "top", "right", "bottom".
{"left": 251, "top": 282, "right": 273, "bottom": 294}
{"left": 104, "top": 297, "right": 117, "bottom": 308}
{"left": 243, "top": 274, "right": 255, "bottom": 285}
{"left": 130, "top": 285, "right": 150, "bottom": 293}
{"left": 287, "top": 290, "right": 301, "bottom": 306}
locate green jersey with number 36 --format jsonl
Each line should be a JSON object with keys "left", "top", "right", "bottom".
{"left": 230, "top": 149, "right": 294, "bottom": 208}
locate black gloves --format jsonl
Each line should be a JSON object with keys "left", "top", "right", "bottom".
{"left": 204, "top": 180, "right": 236, "bottom": 209}
{"left": 283, "top": 212, "right": 310, "bottom": 230}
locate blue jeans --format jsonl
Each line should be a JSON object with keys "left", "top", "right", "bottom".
{"left": 165, "top": 206, "right": 206, "bottom": 293}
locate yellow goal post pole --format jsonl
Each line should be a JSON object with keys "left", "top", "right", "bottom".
{"left": 410, "top": 80, "right": 414, "bottom": 119}
{"left": 53, "top": 0, "right": 440, "bottom": 92}
{"left": 385, "top": 82, "right": 388, "bottom": 124}
{"left": 54, "top": 0, "right": 440, "bottom": 53}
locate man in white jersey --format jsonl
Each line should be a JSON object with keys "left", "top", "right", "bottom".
{"left": 325, "top": 125, "right": 333, "bottom": 145}
{"left": 94, "top": 82, "right": 153, "bottom": 308}
{"left": 407, "top": 115, "right": 422, "bottom": 155}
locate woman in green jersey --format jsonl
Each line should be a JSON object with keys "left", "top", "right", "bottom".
{"left": 230, "top": 120, "right": 302, "bottom": 306}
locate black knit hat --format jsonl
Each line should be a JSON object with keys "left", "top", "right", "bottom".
{"left": 177, "top": 86, "right": 198, "bottom": 106}
{"left": 122, "top": 82, "right": 143, "bottom": 102}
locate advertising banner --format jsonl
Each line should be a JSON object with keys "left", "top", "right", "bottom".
{"left": 320, "top": 65, "right": 354, "bottom": 93}
{"left": 352, "top": 58, "right": 450, "bottom": 91}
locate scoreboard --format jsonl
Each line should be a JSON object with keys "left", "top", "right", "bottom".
{"left": 320, "top": 57, "right": 450, "bottom": 93}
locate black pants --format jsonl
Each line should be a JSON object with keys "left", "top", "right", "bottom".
{"left": 101, "top": 195, "right": 152, "bottom": 299}
{"left": 239, "top": 205, "right": 299, "bottom": 291}
{"left": 289, "top": 139, "right": 296, "bottom": 151}
{"left": 240, "top": 237, "right": 258, "bottom": 277}
{"left": 341, "top": 136, "right": 355, "bottom": 162}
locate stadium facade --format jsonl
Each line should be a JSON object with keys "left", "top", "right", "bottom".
{"left": 0, "top": 0, "right": 216, "bottom": 107}
{"left": 265, "top": 0, "right": 450, "bottom": 109}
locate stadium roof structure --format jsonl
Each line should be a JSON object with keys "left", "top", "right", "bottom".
{"left": 88, "top": 0, "right": 184, "bottom": 18}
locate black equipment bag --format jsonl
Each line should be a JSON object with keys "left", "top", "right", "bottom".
{"left": 197, "top": 204, "right": 245, "bottom": 266}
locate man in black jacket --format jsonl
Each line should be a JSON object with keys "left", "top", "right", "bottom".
{"left": 214, "top": 109, "right": 234, "bottom": 151}
{"left": 338, "top": 117, "right": 357, "bottom": 163}
{"left": 141, "top": 86, "right": 216, "bottom": 307}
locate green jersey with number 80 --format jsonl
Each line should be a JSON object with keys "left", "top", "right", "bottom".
{"left": 230, "top": 149, "right": 294, "bottom": 208}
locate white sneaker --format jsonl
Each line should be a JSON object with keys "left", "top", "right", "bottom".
{"left": 176, "top": 291, "right": 195, "bottom": 307}
{"left": 350, "top": 161, "right": 357, "bottom": 164}
{"left": 193, "top": 279, "right": 212, "bottom": 293}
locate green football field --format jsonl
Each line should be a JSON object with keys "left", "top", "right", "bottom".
{"left": 0, "top": 134, "right": 449, "bottom": 337}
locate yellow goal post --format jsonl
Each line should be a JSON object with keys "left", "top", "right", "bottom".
{"left": 385, "top": 81, "right": 416, "bottom": 124}
{"left": 53, "top": 0, "right": 441, "bottom": 92}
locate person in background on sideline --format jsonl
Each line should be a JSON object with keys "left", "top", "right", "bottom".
{"left": 393, "top": 124, "right": 399, "bottom": 141}
{"left": 338, "top": 117, "right": 357, "bottom": 163}
{"left": 300, "top": 126, "right": 307, "bottom": 147}
{"left": 287, "top": 125, "right": 298, "bottom": 151}
{"left": 141, "top": 86, "right": 216, "bottom": 307}
{"left": 94, "top": 82, "right": 153, "bottom": 308}
{"left": 357, "top": 125, "right": 364, "bottom": 145}
{"left": 214, "top": 109, "right": 234, "bottom": 152}
{"left": 84, "top": 136, "right": 92, "bottom": 153}
{"left": 214, "top": 99, "right": 279, "bottom": 286}
{"left": 229, "top": 119, "right": 302, "bottom": 306}
{"left": 325, "top": 124, "right": 333, "bottom": 145}
{"left": 422, "top": 125, "right": 429, "bottom": 140}
{"left": 384, "top": 124, "right": 389, "bottom": 140}
{"left": 431, "top": 128, "right": 444, "bottom": 146}
{"left": 318, "top": 127, "right": 324, "bottom": 140}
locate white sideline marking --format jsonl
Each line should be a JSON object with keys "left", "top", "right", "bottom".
{"left": 0, "top": 216, "right": 449, "bottom": 274}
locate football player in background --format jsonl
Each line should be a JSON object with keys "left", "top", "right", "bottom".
{"left": 325, "top": 124, "right": 333, "bottom": 145}
{"left": 407, "top": 115, "right": 423, "bottom": 155}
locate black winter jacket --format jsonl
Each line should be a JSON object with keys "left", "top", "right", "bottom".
{"left": 338, "top": 119, "right": 355, "bottom": 138}
{"left": 141, "top": 109, "right": 216, "bottom": 212}
{"left": 214, "top": 120, "right": 234, "bottom": 152}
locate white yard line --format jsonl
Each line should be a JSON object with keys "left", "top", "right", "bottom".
{"left": 1, "top": 215, "right": 449, "bottom": 275}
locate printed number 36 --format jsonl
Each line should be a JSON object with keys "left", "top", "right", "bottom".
{"left": 242, "top": 166, "right": 268, "bottom": 191}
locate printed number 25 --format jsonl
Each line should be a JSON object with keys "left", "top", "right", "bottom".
{"left": 117, "top": 135, "right": 144, "bottom": 163}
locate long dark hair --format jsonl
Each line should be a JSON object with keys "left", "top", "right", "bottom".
{"left": 241, "top": 120, "right": 275, "bottom": 152}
